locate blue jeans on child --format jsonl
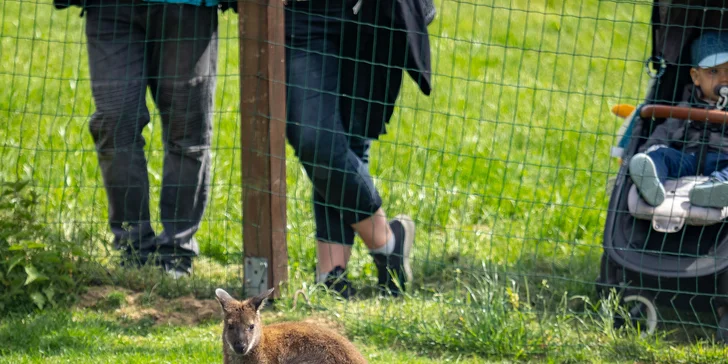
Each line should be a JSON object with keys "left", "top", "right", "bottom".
{"left": 646, "top": 147, "right": 728, "bottom": 182}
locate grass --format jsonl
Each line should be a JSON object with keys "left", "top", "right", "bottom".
{"left": 2, "top": 277, "right": 728, "bottom": 363}
{"left": 3, "top": 0, "right": 728, "bottom": 362}
{"left": 0, "top": 308, "right": 490, "bottom": 363}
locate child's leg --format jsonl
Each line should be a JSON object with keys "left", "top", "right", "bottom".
{"left": 705, "top": 152, "right": 728, "bottom": 182}
{"left": 629, "top": 147, "right": 697, "bottom": 206}
{"left": 689, "top": 152, "right": 728, "bottom": 208}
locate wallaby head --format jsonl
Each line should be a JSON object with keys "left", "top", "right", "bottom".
{"left": 215, "top": 287, "right": 274, "bottom": 357}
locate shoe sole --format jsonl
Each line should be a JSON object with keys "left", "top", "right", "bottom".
{"left": 690, "top": 182, "right": 728, "bottom": 208}
{"left": 629, "top": 154, "right": 665, "bottom": 206}
{"left": 393, "top": 214, "right": 415, "bottom": 284}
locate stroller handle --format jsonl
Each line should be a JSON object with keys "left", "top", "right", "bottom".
{"left": 640, "top": 105, "right": 728, "bottom": 124}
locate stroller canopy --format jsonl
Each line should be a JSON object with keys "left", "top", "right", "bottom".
{"left": 653, "top": 0, "right": 728, "bottom": 65}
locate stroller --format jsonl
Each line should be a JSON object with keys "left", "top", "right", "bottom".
{"left": 597, "top": 0, "right": 728, "bottom": 341}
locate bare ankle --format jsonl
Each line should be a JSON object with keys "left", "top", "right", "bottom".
{"left": 316, "top": 240, "right": 351, "bottom": 277}
{"left": 351, "top": 208, "right": 392, "bottom": 249}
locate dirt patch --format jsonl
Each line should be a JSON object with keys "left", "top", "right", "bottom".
{"left": 76, "top": 285, "right": 126, "bottom": 309}
{"left": 76, "top": 286, "right": 348, "bottom": 336}
{"left": 77, "top": 285, "right": 222, "bottom": 326}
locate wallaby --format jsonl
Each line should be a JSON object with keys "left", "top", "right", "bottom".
{"left": 215, "top": 287, "right": 368, "bottom": 364}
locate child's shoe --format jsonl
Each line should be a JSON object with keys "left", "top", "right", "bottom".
{"left": 629, "top": 153, "right": 666, "bottom": 206}
{"left": 689, "top": 177, "right": 728, "bottom": 208}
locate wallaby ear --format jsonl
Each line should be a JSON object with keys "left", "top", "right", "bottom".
{"left": 248, "top": 287, "right": 275, "bottom": 312}
{"left": 215, "top": 288, "right": 235, "bottom": 310}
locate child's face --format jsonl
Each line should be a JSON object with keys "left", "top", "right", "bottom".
{"left": 691, "top": 61, "right": 728, "bottom": 102}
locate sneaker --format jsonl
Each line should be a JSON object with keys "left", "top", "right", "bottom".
{"left": 322, "top": 266, "right": 354, "bottom": 299}
{"left": 162, "top": 257, "right": 193, "bottom": 280}
{"left": 629, "top": 153, "right": 666, "bottom": 206}
{"left": 370, "top": 214, "right": 415, "bottom": 297}
{"left": 689, "top": 178, "right": 728, "bottom": 208}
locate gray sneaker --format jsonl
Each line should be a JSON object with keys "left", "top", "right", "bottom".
{"left": 689, "top": 178, "right": 728, "bottom": 208}
{"left": 629, "top": 153, "right": 666, "bottom": 206}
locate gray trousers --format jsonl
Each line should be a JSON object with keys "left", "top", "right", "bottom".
{"left": 84, "top": 0, "right": 218, "bottom": 268}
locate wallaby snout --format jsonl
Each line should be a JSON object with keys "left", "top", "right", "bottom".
{"left": 231, "top": 342, "right": 246, "bottom": 355}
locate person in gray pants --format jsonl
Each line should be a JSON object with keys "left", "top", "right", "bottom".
{"left": 54, "top": 0, "right": 236, "bottom": 277}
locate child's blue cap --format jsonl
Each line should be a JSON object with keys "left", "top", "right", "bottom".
{"left": 692, "top": 31, "right": 728, "bottom": 68}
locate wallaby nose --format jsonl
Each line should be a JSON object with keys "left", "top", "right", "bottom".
{"left": 232, "top": 342, "right": 246, "bottom": 354}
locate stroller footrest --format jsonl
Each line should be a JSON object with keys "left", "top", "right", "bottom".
{"left": 628, "top": 176, "right": 728, "bottom": 232}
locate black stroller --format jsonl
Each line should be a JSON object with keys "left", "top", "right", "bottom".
{"left": 597, "top": 0, "right": 728, "bottom": 341}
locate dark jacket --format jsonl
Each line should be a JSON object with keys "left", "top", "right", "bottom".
{"left": 52, "top": 0, "right": 238, "bottom": 13}
{"left": 342, "top": 0, "right": 434, "bottom": 138}
{"left": 368, "top": 0, "right": 433, "bottom": 96}
{"left": 641, "top": 84, "right": 728, "bottom": 155}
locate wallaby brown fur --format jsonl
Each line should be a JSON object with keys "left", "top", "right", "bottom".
{"left": 215, "top": 287, "right": 368, "bottom": 364}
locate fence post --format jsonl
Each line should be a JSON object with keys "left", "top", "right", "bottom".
{"left": 238, "top": 0, "right": 288, "bottom": 299}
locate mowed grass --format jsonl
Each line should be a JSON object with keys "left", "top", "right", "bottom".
{"left": 4, "top": 0, "right": 728, "bottom": 362}
{"left": 0, "top": 305, "right": 491, "bottom": 364}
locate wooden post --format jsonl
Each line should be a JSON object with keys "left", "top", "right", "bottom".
{"left": 238, "top": 0, "right": 287, "bottom": 299}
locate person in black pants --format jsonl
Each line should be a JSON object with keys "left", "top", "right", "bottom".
{"left": 53, "top": 0, "right": 236, "bottom": 278}
{"left": 284, "top": 0, "right": 434, "bottom": 296}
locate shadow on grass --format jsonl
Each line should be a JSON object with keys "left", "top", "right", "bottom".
{"left": 83, "top": 257, "right": 246, "bottom": 301}
{"left": 0, "top": 309, "right": 221, "bottom": 362}
{"left": 0, "top": 310, "right": 161, "bottom": 356}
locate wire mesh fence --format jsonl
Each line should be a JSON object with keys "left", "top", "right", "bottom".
{"left": 8, "top": 0, "right": 728, "bottom": 361}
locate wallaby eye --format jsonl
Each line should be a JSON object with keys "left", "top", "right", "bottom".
{"left": 227, "top": 324, "right": 234, "bottom": 330}
{"left": 248, "top": 324, "right": 255, "bottom": 331}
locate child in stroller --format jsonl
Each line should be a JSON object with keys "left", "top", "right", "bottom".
{"left": 630, "top": 30, "right": 728, "bottom": 209}
{"left": 600, "top": 4, "right": 728, "bottom": 344}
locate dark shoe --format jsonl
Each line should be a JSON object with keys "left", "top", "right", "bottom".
{"left": 150, "top": 236, "right": 197, "bottom": 279}
{"left": 119, "top": 247, "right": 152, "bottom": 269}
{"left": 322, "top": 266, "right": 354, "bottom": 299}
{"left": 162, "top": 257, "right": 193, "bottom": 279}
{"left": 690, "top": 177, "right": 728, "bottom": 208}
{"left": 370, "top": 214, "right": 415, "bottom": 297}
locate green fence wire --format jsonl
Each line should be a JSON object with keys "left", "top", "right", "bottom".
{"left": 6, "top": 0, "right": 728, "bottom": 362}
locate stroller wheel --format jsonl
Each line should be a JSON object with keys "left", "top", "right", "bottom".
{"left": 717, "top": 313, "right": 728, "bottom": 344}
{"left": 614, "top": 294, "right": 658, "bottom": 337}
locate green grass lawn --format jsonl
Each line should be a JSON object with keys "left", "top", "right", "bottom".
{"left": 4, "top": 0, "right": 728, "bottom": 362}
{"left": 0, "top": 308, "right": 490, "bottom": 364}
{"left": 2, "top": 279, "right": 728, "bottom": 363}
